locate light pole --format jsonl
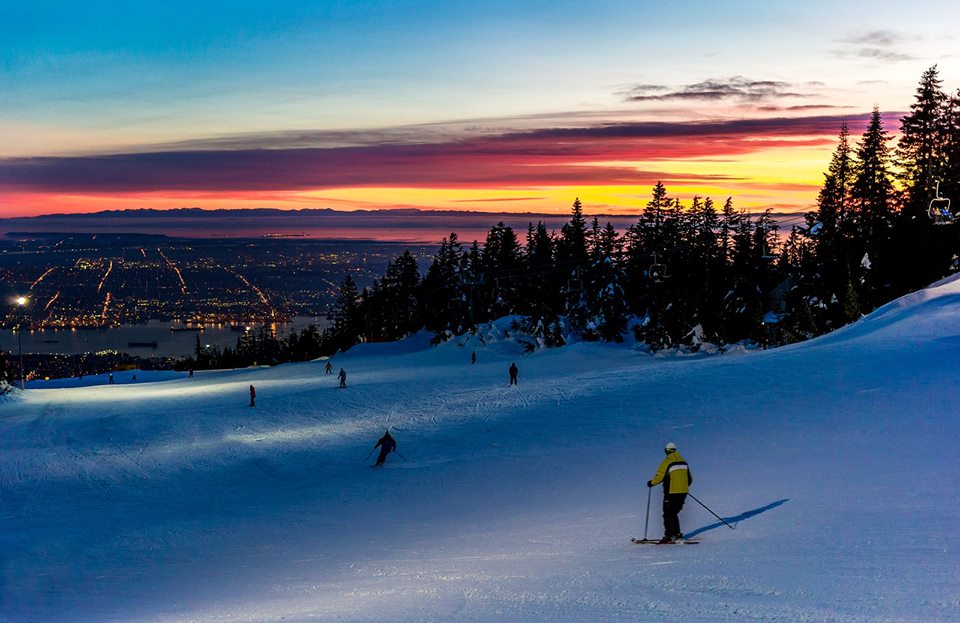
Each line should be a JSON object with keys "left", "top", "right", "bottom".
{"left": 16, "top": 296, "right": 27, "bottom": 390}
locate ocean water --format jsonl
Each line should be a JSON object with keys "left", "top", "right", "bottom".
{"left": 0, "top": 317, "right": 326, "bottom": 358}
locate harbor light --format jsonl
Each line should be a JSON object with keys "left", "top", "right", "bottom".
{"left": 14, "top": 295, "right": 28, "bottom": 390}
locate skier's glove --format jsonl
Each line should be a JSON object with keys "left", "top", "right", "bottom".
{"left": 647, "top": 480, "right": 653, "bottom": 488}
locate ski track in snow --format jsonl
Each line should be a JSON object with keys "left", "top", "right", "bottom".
{"left": 2, "top": 281, "right": 960, "bottom": 622}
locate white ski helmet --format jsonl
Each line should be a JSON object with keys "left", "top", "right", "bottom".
{"left": 665, "top": 442, "right": 677, "bottom": 453}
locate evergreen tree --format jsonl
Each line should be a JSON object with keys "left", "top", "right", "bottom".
{"left": 806, "top": 124, "right": 859, "bottom": 329}
{"left": 893, "top": 66, "right": 956, "bottom": 293}
{"left": 624, "top": 182, "right": 671, "bottom": 325}
{"left": 588, "top": 216, "right": 602, "bottom": 263}
{"left": 780, "top": 226, "right": 812, "bottom": 273}
{"left": 851, "top": 107, "right": 896, "bottom": 304}
{"left": 328, "top": 275, "right": 362, "bottom": 351}
{"left": 817, "top": 123, "right": 855, "bottom": 241}
{"left": 719, "top": 197, "right": 739, "bottom": 265}
{"left": 558, "top": 199, "right": 591, "bottom": 331}
{"left": 360, "top": 251, "right": 422, "bottom": 342}
{"left": 753, "top": 210, "right": 779, "bottom": 261}
{"left": 422, "top": 234, "right": 466, "bottom": 336}
{"left": 897, "top": 65, "right": 949, "bottom": 220}
{"left": 375, "top": 250, "right": 422, "bottom": 339}
{"left": 721, "top": 212, "right": 765, "bottom": 343}
{"left": 659, "top": 196, "right": 697, "bottom": 346}
{"left": 642, "top": 182, "right": 670, "bottom": 258}
{"left": 941, "top": 89, "right": 960, "bottom": 205}
{"left": 480, "top": 222, "right": 521, "bottom": 319}
{"left": 634, "top": 190, "right": 685, "bottom": 350}
{"left": 462, "top": 240, "right": 484, "bottom": 327}
{"left": 691, "top": 196, "right": 724, "bottom": 343}
{"left": 557, "top": 198, "right": 589, "bottom": 265}
{"left": 0, "top": 349, "right": 10, "bottom": 392}
{"left": 523, "top": 221, "right": 558, "bottom": 331}
{"left": 584, "top": 222, "right": 628, "bottom": 342}
{"left": 853, "top": 108, "right": 895, "bottom": 247}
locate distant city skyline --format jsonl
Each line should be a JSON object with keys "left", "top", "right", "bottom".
{"left": 2, "top": 1, "right": 958, "bottom": 219}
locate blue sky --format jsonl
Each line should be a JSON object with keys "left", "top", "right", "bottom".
{"left": 1, "top": 1, "right": 958, "bottom": 216}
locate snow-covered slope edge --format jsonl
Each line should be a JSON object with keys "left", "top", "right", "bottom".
{"left": 799, "top": 271, "right": 960, "bottom": 347}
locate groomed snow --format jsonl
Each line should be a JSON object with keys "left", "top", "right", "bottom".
{"left": 2, "top": 276, "right": 959, "bottom": 622}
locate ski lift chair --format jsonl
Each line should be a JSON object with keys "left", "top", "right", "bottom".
{"left": 928, "top": 181, "right": 954, "bottom": 225}
{"left": 491, "top": 278, "right": 505, "bottom": 303}
{"left": 648, "top": 264, "right": 667, "bottom": 282}
{"left": 758, "top": 223, "right": 778, "bottom": 260}
{"left": 647, "top": 253, "right": 668, "bottom": 283}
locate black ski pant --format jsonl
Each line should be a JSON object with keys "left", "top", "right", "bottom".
{"left": 509, "top": 374, "right": 517, "bottom": 385}
{"left": 663, "top": 493, "right": 687, "bottom": 539}
{"left": 376, "top": 448, "right": 390, "bottom": 465}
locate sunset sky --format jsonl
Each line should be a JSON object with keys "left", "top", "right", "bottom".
{"left": 1, "top": 1, "right": 958, "bottom": 218}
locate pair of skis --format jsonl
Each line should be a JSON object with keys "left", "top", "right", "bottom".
{"left": 631, "top": 537, "right": 699, "bottom": 545}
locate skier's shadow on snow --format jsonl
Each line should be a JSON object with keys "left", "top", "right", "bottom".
{"left": 685, "top": 499, "right": 788, "bottom": 538}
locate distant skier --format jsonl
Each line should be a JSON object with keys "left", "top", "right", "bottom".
{"left": 249, "top": 384, "right": 256, "bottom": 407}
{"left": 131, "top": 373, "right": 137, "bottom": 382}
{"left": 373, "top": 430, "right": 397, "bottom": 466}
{"left": 188, "top": 368, "right": 194, "bottom": 378}
{"left": 647, "top": 442, "right": 693, "bottom": 543}
{"left": 109, "top": 373, "right": 114, "bottom": 385}
{"left": 508, "top": 362, "right": 518, "bottom": 385}
{"left": 325, "top": 361, "right": 333, "bottom": 375}
{"left": 338, "top": 368, "right": 347, "bottom": 388}
{"left": 471, "top": 351, "right": 477, "bottom": 365}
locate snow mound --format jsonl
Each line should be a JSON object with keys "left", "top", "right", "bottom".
{"left": 342, "top": 329, "right": 436, "bottom": 358}
{"left": 807, "top": 271, "right": 960, "bottom": 347}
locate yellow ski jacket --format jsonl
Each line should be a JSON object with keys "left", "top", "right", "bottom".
{"left": 649, "top": 451, "right": 692, "bottom": 494}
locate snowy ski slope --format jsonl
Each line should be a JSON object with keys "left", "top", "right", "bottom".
{"left": 2, "top": 275, "right": 959, "bottom": 622}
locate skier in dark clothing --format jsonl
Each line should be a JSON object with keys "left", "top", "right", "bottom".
{"left": 188, "top": 369, "right": 194, "bottom": 378}
{"left": 373, "top": 430, "right": 397, "bottom": 466}
{"left": 471, "top": 351, "right": 477, "bottom": 365}
{"left": 109, "top": 373, "right": 114, "bottom": 385}
{"left": 249, "top": 384, "right": 256, "bottom": 407}
{"left": 325, "top": 361, "right": 333, "bottom": 375}
{"left": 647, "top": 442, "right": 693, "bottom": 543}
{"left": 508, "top": 362, "right": 518, "bottom": 385}
{"left": 338, "top": 368, "right": 347, "bottom": 388}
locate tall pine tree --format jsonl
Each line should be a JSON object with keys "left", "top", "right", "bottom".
{"left": 897, "top": 65, "right": 948, "bottom": 220}
{"left": 851, "top": 107, "right": 896, "bottom": 305}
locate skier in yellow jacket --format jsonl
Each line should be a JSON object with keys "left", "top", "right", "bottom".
{"left": 647, "top": 442, "right": 693, "bottom": 543}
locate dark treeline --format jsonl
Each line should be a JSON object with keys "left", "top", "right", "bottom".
{"left": 186, "top": 66, "right": 960, "bottom": 370}
{"left": 0, "top": 349, "right": 11, "bottom": 393}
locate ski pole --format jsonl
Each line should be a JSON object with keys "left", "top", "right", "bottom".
{"left": 688, "top": 493, "right": 736, "bottom": 530}
{"left": 365, "top": 447, "right": 376, "bottom": 461}
{"left": 394, "top": 451, "right": 407, "bottom": 462}
{"left": 643, "top": 485, "right": 652, "bottom": 541}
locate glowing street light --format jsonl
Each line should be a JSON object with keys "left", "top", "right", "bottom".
{"left": 15, "top": 296, "right": 28, "bottom": 390}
